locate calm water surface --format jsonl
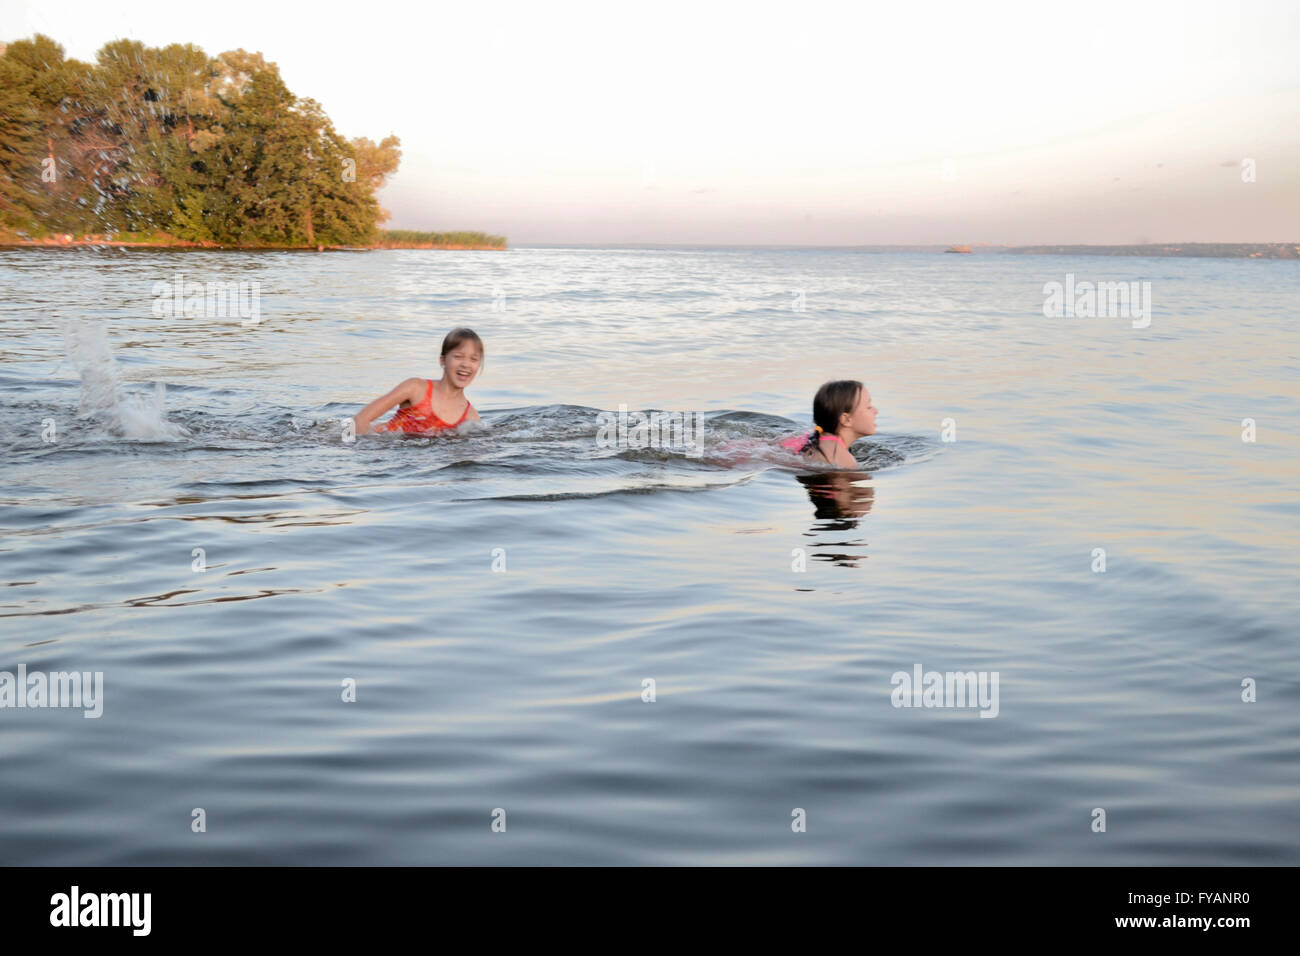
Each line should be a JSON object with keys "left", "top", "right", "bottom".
{"left": 1, "top": 247, "right": 1297, "bottom": 864}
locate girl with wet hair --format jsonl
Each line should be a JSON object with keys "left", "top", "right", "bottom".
{"left": 780, "top": 379, "right": 877, "bottom": 468}
{"left": 352, "top": 327, "right": 484, "bottom": 435}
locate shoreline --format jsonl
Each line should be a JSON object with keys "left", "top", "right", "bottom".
{"left": 4, "top": 237, "right": 1296, "bottom": 258}
{"left": 1002, "top": 242, "right": 1300, "bottom": 260}
{"left": 0, "top": 234, "right": 504, "bottom": 252}
{"left": 0, "top": 234, "right": 506, "bottom": 252}
{"left": 510, "top": 241, "right": 1300, "bottom": 259}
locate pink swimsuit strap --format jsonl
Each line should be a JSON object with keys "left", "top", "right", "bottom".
{"left": 781, "top": 430, "right": 846, "bottom": 451}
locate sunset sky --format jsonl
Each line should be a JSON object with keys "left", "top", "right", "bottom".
{"left": 7, "top": 0, "right": 1298, "bottom": 244}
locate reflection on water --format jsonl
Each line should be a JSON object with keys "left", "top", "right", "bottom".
{"left": 1, "top": 247, "right": 1297, "bottom": 865}
{"left": 797, "top": 470, "right": 876, "bottom": 567}
{"left": 798, "top": 470, "right": 875, "bottom": 524}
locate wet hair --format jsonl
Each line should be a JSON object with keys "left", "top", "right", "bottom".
{"left": 441, "top": 327, "right": 484, "bottom": 367}
{"left": 798, "top": 380, "right": 864, "bottom": 457}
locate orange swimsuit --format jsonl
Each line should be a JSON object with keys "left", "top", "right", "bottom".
{"left": 384, "top": 379, "right": 473, "bottom": 434}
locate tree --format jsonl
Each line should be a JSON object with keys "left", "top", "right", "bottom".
{"left": 0, "top": 36, "right": 401, "bottom": 245}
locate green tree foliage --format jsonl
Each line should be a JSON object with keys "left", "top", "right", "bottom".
{"left": 0, "top": 36, "right": 92, "bottom": 233}
{"left": 0, "top": 35, "right": 401, "bottom": 245}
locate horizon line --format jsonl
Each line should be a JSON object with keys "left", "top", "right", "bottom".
{"left": 505, "top": 240, "right": 1300, "bottom": 250}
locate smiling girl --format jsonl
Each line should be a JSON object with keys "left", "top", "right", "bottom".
{"left": 352, "top": 327, "right": 484, "bottom": 435}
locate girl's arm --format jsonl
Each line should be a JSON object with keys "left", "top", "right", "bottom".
{"left": 353, "top": 378, "right": 424, "bottom": 434}
{"left": 465, "top": 404, "right": 482, "bottom": 423}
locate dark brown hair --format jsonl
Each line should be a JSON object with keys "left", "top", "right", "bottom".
{"left": 799, "top": 379, "right": 863, "bottom": 455}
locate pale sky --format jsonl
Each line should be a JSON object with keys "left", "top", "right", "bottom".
{"left": 5, "top": 0, "right": 1298, "bottom": 245}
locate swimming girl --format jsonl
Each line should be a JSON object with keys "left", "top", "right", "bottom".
{"left": 352, "top": 327, "right": 484, "bottom": 435}
{"left": 781, "top": 379, "right": 877, "bottom": 468}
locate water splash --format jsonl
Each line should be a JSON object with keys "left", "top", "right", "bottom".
{"left": 59, "top": 318, "right": 189, "bottom": 440}
{"left": 44, "top": 322, "right": 925, "bottom": 481}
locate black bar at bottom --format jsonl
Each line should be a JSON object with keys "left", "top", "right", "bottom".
{"left": 1, "top": 866, "right": 1278, "bottom": 940}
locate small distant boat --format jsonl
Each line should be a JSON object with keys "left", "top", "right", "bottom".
{"left": 944, "top": 245, "right": 972, "bottom": 254}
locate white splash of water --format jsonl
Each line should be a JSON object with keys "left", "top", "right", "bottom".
{"left": 59, "top": 319, "right": 190, "bottom": 440}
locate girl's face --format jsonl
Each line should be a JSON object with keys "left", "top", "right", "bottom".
{"left": 442, "top": 343, "right": 482, "bottom": 388}
{"left": 842, "top": 386, "right": 877, "bottom": 436}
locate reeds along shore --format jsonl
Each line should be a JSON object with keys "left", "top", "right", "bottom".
{"left": 373, "top": 231, "right": 507, "bottom": 250}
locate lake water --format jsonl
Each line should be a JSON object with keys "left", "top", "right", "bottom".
{"left": 1, "top": 246, "right": 1297, "bottom": 865}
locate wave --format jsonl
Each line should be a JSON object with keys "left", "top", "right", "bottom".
{"left": 1, "top": 320, "right": 935, "bottom": 508}
{"left": 279, "top": 404, "right": 925, "bottom": 473}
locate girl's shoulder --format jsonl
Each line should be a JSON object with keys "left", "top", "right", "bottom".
{"left": 830, "top": 445, "right": 859, "bottom": 468}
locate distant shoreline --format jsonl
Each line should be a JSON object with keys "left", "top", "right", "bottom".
{"left": 521, "top": 242, "right": 1300, "bottom": 259}
{"left": 1002, "top": 242, "right": 1300, "bottom": 259}
{"left": 4, "top": 238, "right": 1296, "bottom": 258}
